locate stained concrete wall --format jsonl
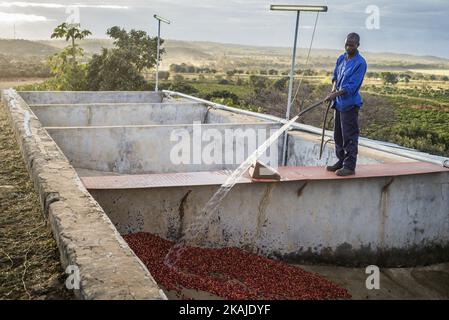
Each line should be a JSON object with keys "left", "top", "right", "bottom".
{"left": 31, "top": 102, "right": 208, "bottom": 127}
{"left": 206, "top": 108, "right": 265, "bottom": 124}
{"left": 43, "top": 119, "right": 412, "bottom": 175}
{"left": 90, "top": 170, "right": 449, "bottom": 267}
{"left": 286, "top": 131, "right": 417, "bottom": 166}
{"left": 19, "top": 91, "right": 163, "bottom": 105}
{"left": 46, "top": 123, "right": 283, "bottom": 174}
{"left": 1, "top": 89, "right": 167, "bottom": 300}
{"left": 31, "top": 102, "right": 264, "bottom": 127}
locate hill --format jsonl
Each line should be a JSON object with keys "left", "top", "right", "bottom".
{"left": 1, "top": 38, "right": 449, "bottom": 73}
{"left": 0, "top": 39, "right": 57, "bottom": 59}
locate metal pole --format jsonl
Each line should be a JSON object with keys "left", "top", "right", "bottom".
{"left": 155, "top": 19, "right": 161, "bottom": 92}
{"left": 282, "top": 11, "right": 300, "bottom": 165}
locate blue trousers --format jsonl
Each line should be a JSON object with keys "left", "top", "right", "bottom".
{"left": 333, "top": 106, "right": 359, "bottom": 171}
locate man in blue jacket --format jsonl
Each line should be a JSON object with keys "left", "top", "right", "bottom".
{"left": 325, "top": 32, "right": 367, "bottom": 176}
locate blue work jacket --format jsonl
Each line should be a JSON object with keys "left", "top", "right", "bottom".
{"left": 332, "top": 51, "right": 367, "bottom": 111}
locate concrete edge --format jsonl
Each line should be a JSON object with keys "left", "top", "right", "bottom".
{"left": 1, "top": 89, "right": 167, "bottom": 300}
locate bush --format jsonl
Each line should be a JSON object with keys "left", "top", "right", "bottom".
{"left": 381, "top": 72, "right": 398, "bottom": 85}
{"left": 249, "top": 75, "right": 268, "bottom": 90}
{"left": 169, "top": 82, "right": 198, "bottom": 95}
{"left": 273, "top": 77, "right": 289, "bottom": 91}
{"left": 158, "top": 71, "right": 170, "bottom": 81}
{"left": 204, "top": 90, "right": 240, "bottom": 105}
{"left": 173, "top": 74, "right": 184, "bottom": 82}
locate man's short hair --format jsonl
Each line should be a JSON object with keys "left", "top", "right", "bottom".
{"left": 346, "top": 32, "right": 360, "bottom": 44}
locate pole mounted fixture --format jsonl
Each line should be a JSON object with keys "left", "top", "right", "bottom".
{"left": 154, "top": 14, "right": 170, "bottom": 92}
{"left": 270, "top": 4, "right": 327, "bottom": 165}
{"left": 154, "top": 14, "right": 171, "bottom": 24}
{"left": 270, "top": 5, "right": 327, "bottom": 12}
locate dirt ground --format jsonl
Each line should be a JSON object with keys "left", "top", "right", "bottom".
{"left": 0, "top": 103, "right": 72, "bottom": 300}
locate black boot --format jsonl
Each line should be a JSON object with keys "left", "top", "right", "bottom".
{"left": 326, "top": 161, "right": 343, "bottom": 172}
{"left": 335, "top": 168, "right": 355, "bottom": 176}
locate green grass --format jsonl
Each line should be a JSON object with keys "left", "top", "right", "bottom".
{"left": 363, "top": 85, "right": 449, "bottom": 108}
{"left": 367, "top": 106, "right": 449, "bottom": 157}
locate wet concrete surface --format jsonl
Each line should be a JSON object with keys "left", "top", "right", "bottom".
{"left": 298, "top": 262, "right": 449, "bottom": 300}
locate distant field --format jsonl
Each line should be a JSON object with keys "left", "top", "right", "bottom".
{"left": 409, "top": 69, "right": 449, "bottom": 76}
{"left": 0, "top": 78, "right": 46, "bottom": 90}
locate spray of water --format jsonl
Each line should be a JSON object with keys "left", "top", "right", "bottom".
{"left": 164, "top": 100, "right": 326, "bottom": 269}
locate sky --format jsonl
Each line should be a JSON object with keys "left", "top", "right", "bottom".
{"left": 0, "top": 0, "right": 448, "bottom": 59}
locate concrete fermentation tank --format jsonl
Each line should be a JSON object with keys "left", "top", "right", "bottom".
{"left": 4, "top": 90, "right": 449, "bottom": 276}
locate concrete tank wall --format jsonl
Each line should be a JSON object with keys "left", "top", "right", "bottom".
{"left": 19, "top": 91, "right": 163, "bottom": 105}
{"left": 46, "top": 122, "right": 283, "bottom": 174}
{"left": 2, "top": 89, "right": 166, "bottom": 300}
{"left": 286, "top": 131, "right": 417, "bottom": 167}
{"left": 90, "top": 170, "right": 449, "bottom": 267}
{"left": 206, "top": 108, "right": 265, "bottom": 124}
{"left": 31, "top": 101, "right": 264, "bottom": 127}
{"left": 31, "top": 102, "right": 208, "bottom": 127}
{"left": 44, "top": 121, "right": 410, "bottom": 175}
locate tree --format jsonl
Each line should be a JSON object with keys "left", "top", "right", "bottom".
{"left": 47, "top": 46, "right": 88, "bottom": 90}
{"left": 86, "top": 26, "right": 161, "bottom": 90}
{"left": 107, "top": 26, "right": 161, "bottom": 72}
{"left": 48, "top": 23, "right": 91, "bottom": 90}
{"left": 158, "top": 71, "right": 170, "bottom": 81}
{"left": 51, "top": 23, "right": 91, "bottom": 63}
{"left": 187, "top": 65, "right": 196, "bottom": 73}
{"left": 87, "top": 48, "right": 147, "bottom": 91}
{"left": 381, "top": 72, "right": 398, "bottom": 85}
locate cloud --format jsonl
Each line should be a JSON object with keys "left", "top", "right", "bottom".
{"left": 0, "top": 11, "right": 49, "bottom": 22}
{"left": 0, "top": 2, "right": 129, "bottom": 9}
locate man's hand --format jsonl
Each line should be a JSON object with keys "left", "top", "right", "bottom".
{"left": 325, "top": 89, "right": 346, "bottom": 102}
{"left": 325, "top": 91, "right": 339, "bottom": 102}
